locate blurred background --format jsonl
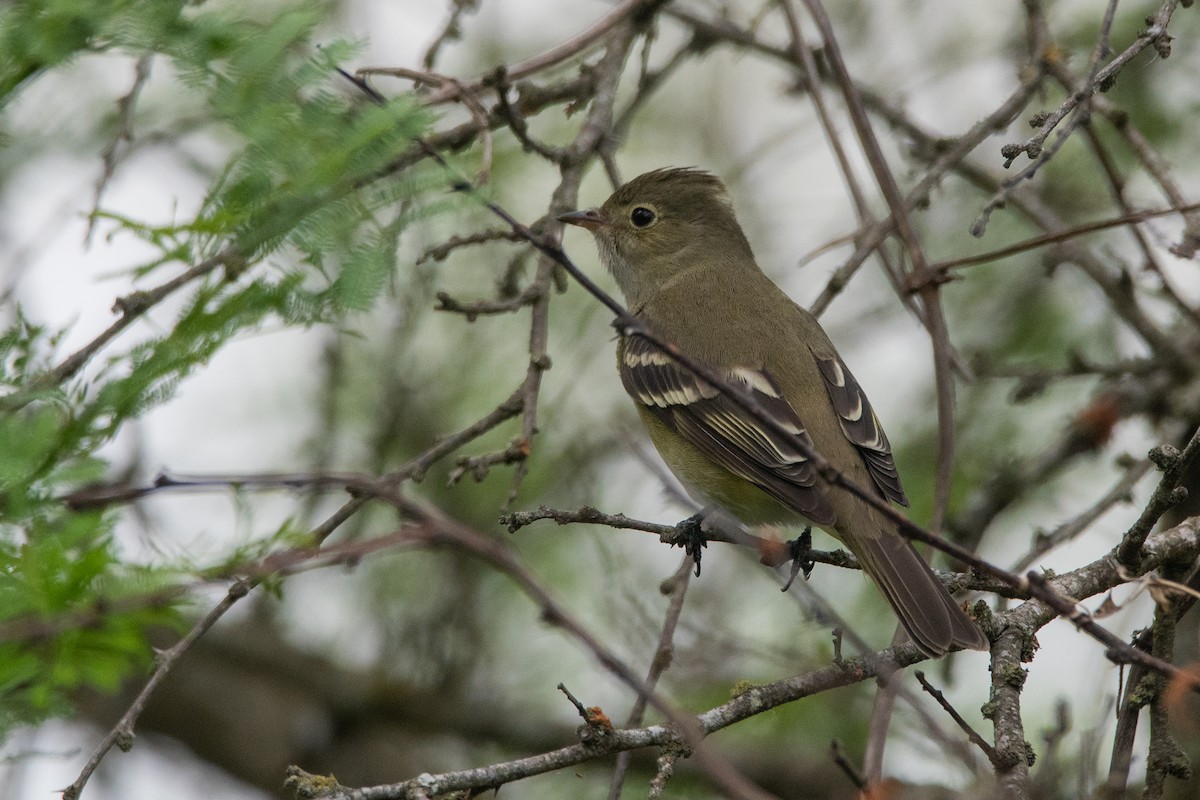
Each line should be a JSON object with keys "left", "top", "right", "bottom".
{"left": 2, "top": 0, "right": 1199, "bottom": 798}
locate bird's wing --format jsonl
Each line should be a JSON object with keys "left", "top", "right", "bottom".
{"left": 811, "top": 350, "right": 909, "bottom": 507}
{"left": 620, "top": 334, "right": 836, "bottom": 525}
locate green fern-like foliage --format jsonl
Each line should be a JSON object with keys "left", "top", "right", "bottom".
{"left": 0, "top": 0, "right": 444, "bottom": 738}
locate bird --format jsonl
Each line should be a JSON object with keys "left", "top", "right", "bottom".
{"left": 558, "top": 167, "right": 986, "bottom": 656}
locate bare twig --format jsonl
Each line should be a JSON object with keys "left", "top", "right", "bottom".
{"left": 646, "top": 750, "right": 679, "bottom": 799}
{"left": 87, "top": 54, "right": 152, "bottom": 244}
{"left": 1011, "top": 458, "right": 1153, "bottom": 574}
{"left": 974, "top": 0, "right": 1182, "bottom": 236}
{"left": 829, "top": 739, "right": 867, "bottom": 790}
{"left": 502, "top": 504, "right": 858, "bottom": 571}
{"left": 1117, "top": 428, "right": 1200, "bottom": 567}
{"left": 421, "top": 0, "right": 480, "bottom": 70}
{"left": 63, "top": 581, "right": 252, "bottom": 800}
{"left": 915, "top": 670, "right": 1000, "bottom": 767}
{"left": 418, "top": 227, "right": 526, "bottom": 264}
{"left": 775, "top": 0, "right": 911, "bottom": 325}
{"left": 929, "top": 200, "right": 1200, "bottom": 274}
{"left": 607, "top": 556, "right": 693, "bottom": 800}
{"left": 361, "top": 0, "right": 666, "bottom": 107}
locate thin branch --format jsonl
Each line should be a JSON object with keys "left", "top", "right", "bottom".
{"left": 421, "top": 0, "right": 480, "bottom": 70}
{"left": 607, "top": 556, "right": 693, "bottom": 800}
{"left": 973, "top": 0, "right": 1180, "bottom": 239}
{"left": 862, "top": 655, "right": 899, "bottom": 783}
{"left": 775, "top": 0, "right": 910, "bottom": 320}
{"left": 417, "top": 227, "right": 526, "bottom": 264}
{"left": 829, "top": 740, "right": 867, "bottom": 790}
{"left": 62, "top": 581, "right": 252, "bottom": 800}
{"left": 502, "top": 503, "right": 858, "bottom": 571}
{"left": 928, "top": 200, "right": 1200, "bottom": 274}
{"left": 1117, "top": 428, "right": 1200, "bottom": 567}
{"left": 361, "top": 0, "right": 667, "bottom": 107}
{"left": 394, "top": 494, "right": 777, "bottom": 800}
{"left": 915, "top": 670, "right": 1000, "bottom": 767}
{"left": 87, "top": 54, "right": 152, "bottom": 244}
{"left": 1074, "top": 119, "right": 1200, "bottom": 331}
{"left": 1011, "top": 458, "right": 1153, "bottom": 574}
{"left": 646, "top": 751, "right": 679, "bottom": 799}
{"left": 434, "top": 283, "right": 544, "bottom": 319}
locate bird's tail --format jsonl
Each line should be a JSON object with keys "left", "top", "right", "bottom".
{"left": 852, "top": 531, "right": 987, "bottom": 657}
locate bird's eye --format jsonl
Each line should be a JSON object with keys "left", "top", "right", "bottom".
{"left": 630, "top": 207, "right": 656, "bottom": 228}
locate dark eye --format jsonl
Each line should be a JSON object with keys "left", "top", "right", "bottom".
{"left": 630, "top": 207, "right": 656, "bottom": 228}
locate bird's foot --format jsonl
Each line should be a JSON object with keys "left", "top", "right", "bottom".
{"left": 780, "top": 527, "right": 814, "bottom": 591}
{"left": 671, "top": 512, "right": 708, "bottom": 577}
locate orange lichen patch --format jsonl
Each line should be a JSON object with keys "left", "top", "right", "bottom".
{"left": 585, "top": 706, "right": 613, "bottom": 730}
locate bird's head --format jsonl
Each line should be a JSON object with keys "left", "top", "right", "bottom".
{"left": 558, "top": 168, "right": 754, "bottom": 308}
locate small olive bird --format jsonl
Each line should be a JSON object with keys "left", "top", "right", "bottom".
{"left": 559, "top": 168, "right": 986, "bottom": 656}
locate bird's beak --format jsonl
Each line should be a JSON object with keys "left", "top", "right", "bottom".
{"left": 557, "top": 208, "right": 607, "bottom": 231}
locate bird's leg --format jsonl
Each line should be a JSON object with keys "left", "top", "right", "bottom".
{"left": 670, "top": 510, "right": 710, "bottom": 577}
{"left": 780, "top": 527, "right": 814, "bottom": 591}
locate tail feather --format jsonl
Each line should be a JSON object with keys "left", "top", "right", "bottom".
{"left": 854, "top": 532, "right": 987, "bottom": 656}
